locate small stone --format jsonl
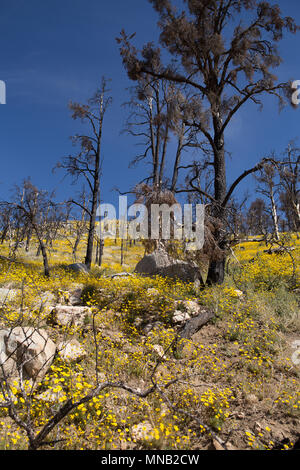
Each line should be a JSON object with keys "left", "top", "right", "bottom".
{"left": 172, "top": 310, "right": 191, "bottom": 324}
{"left": 234, "top": 289, "right": 244, "bottom": 298}
{"left": 182, "top": 300, "right": 201, "bottom": 316}
{"left": 146, "top": 288, "right": 160, "bottom": 296}
{"left": 213, "top": 439, "right": 237, "bottom": 450}
{"left": 152, "top": 344, "right": 165, "bottom": 358}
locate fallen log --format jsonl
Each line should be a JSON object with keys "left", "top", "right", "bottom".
{"left": 172, "top": 308, "right": 215, "bottom": 357}
{"left": 179, "top": 309, "right": 215, "bottom": 340}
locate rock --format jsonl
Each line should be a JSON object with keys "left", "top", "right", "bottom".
{"left": 180, "top": 300, "right": 201, "bottom": 317}
{"left": 110, "top": 272, "right": 133, "bottom": 279}
{"left": 146, "top": 288, "right": 160, "bottom": 296}
{"left": 49, "top": 305, "right": 92, "bottom": 327}
{"left": 152, "top": 344, "right": 165, "bottom": 358}
{"left": 134, "top": 248, "right": 203, "bottom": 284}
{"left": 133, "top": 317, "right": 143, "bottom": 328}
{"left": 213, "top": 439, "right": 237, "bottom": 450}
{"left": 131, "top": 421, "right": 154, "bottom": 441}
{"left": 68, "top": 286, "right": 84, "bottom": 306}
{"left": 234, "top": 289, "right": 244, "bottom": 298}
{"left": 37, "top": 388, "right": 65, "bottom": 404}
{"left": 57, "top": 339, "right": 86, "bottom": 363}
{"left": 0, "top": 327, "right": 56, "bottom": 383}
{"left": 172, "top": 310, "right": 191, "bottom": 324}
{"left": 32, "top": 291, "right": 56, "bottom": 313}
{"left": 230, "top": 411, "right": 245, "bottom": 420}
{"left": 143, "top": 324, "right": 154, "bottom": 335}
{"left": 0, "top": 329, "right": 17, "bottom": 378}
{"left": 0, "top": 288, "right": 18, "bottom": 304}
{"left": 65, "top": 263, "right": 89, "bottom": 274}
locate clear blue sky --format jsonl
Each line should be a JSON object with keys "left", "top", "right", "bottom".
{"left": 0, "top": 0, "right": 299, "bottom": 209}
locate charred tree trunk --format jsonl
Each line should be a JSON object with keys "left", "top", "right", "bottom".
{"left": 25, "top": 229, "right": 32, "bottom": 252}
{"left": 40, "top": 241, "right": 50, "bottom": 278}
{"left": 206, "top": 115, "right": 227, "bottom": 285}
{"left": 84, "top": 181, "right": 98, "bottom": 271}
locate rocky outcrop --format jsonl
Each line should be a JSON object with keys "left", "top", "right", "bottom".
{"left": 0, "top": 327, "right": 56, "bottom": 383}
{"left": 48, "top": 305, "right": 92, "bottom": 327}
{"left": 134, "top": 249, "right": 203, "bottom": 284}
{"left": 64, "top": 263, "right": 89, "bottom": 274}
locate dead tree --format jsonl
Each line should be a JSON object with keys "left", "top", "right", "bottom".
{"left": 1, "top": 180, "right": 59, "bottom": 277}
{"left": 255, "top": 161, "right": 281, "bottom": 240}
{"left": 278, "top": 143, "right": 300, "bottom": 232}
{"left": 56, "top": 78, "right": 112, "bottom": 270}
{"left": 117, "top": 0, "right": 299, "bottom": 284}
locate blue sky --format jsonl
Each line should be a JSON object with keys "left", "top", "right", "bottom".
{"left": 0, "top": 0, "right": 299, "bottom": 210}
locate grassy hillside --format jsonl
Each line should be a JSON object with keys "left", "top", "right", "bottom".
{"left": 0, "top": 234, "right": 299, "bottom": 450}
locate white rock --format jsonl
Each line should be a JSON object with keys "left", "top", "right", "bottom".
{"left": 146, "top": 288, "right": 160, "bottom": 296}
{"left": 1, "top": 327, "right": 56, "bottom": 383}
{"left": 0, "top": 329, "right": 17, "bottom": 378}
{"left": 57, "top": 339, "right": 86, "bottom": 363}
{"left": 182, "top": 300, "right": 201, "bottom": 316}
{"left": 172, "top": 310, "right": 191, "bottom": 324}
{"left": 0, "top": 288, "right": 18, "bottom": 304}
{"left": 49, "top": 305, "right": 92, "bottom": 327}
{"left": 152, "top": 344, "right": 165, "bottom": 358}
{"left": 234, "top": 289, "right": 244, "bottom": 298}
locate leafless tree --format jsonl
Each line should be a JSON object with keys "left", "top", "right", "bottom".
{"left": 1, "top": 180, "right": 60, "bottom": 277}
{"left": 63, "top": 189, "right": 89, "bottom": 262}
{"left": 278, "top": 143, "right": 300, "bottom": 232}
{"left": 246, "top": 198, "right": 270, "bottom": 236}
{"left": 123, "top": 76, "right": 206, "bottom": 191}
{"left": 255, "top": 161, "right": 280, "bottom": 240}
{"left": 117, "top": 0, "right": 299, "bottom": 283}
{"left": 56, "top": 78, "right": 112, "bottom": 270}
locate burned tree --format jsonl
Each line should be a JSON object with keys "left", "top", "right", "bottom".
{"left": 1, "top": 180, "right": 59, "bottom": 277}
{"left": 278, "top": 143, "right": 300, "bottom": 232}
{"left": 56, "top": 78, "right": 112, "bottom": 270}
{"left": 118, "top": 0, "right": 299, "bottom": 283}
{"left": 246, "top": 198, "right": 270, "bottom": 236}
{"left": 255, "top": 161, "right": 281, "bottom": 240}
{"left": 123, "top": 76, "right": 206, "bottom": 191}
